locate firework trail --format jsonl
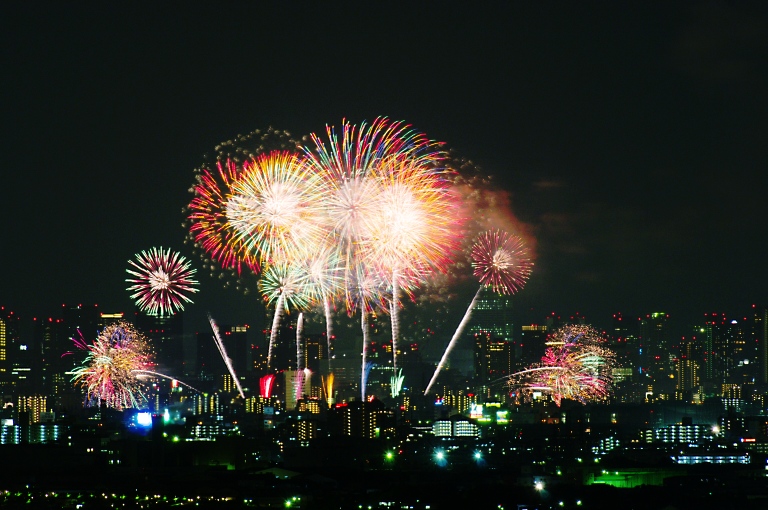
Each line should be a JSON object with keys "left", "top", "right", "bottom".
{"left": 208, "top": 315, "right": 245, "bottom": 399}
{"left": 260, "top": 373, "right": 276, "bottom": 398}
{"left": 322, "top": 372, "right": 335, "bottom": 407}
{"left": 69, "top": 322, "right": 153, "bottom": 410}
{"left": 300, "top": 244, "right": 344, "bottom": 370}
{"left": 294, "top": 312, "right": 305, "bottom": 402}
{"left": 348, "top": 268, "right": 388, "bottom": 400}
{"left": 390, "top": 368, "right": 404, "bottom": 398}
{"left": 509, "top": 325, "right": 614, "bottom": 406}
{"left": 126, "top": 247, "right": 199, "bottom": 317}
{"left": 294, "top": 368, "right": 311, "bottom": 403}
{"left": 424, "top": 229, "right": 532, "bottom": 395}
{"left": 362, "top": 361, "right": 374, "bottom": 399}
{"left": 133, "top": 370, "right": 202, "bottom": 394}
{"left": 423, "top": 286, "right": 483, "bottom": 395}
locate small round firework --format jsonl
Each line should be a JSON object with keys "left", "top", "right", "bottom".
{"left": 471, "top": 229, "right": 532, "bottom": 295}
{"left": 126, "top": 247, "right": 199, "bottom": 316}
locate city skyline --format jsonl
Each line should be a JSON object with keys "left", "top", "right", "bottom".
{"left": 2, "top": 3, "right": 767, "bottom": 338}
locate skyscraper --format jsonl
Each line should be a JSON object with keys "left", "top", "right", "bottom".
{"left": 134, "top": 310, "right": 185, "bottom": 377}
{"left": 638, "top": 312, "right": 674, "bottom": 397}
{"left": 473, "top": 331, "right": 511, "bottom": 391}
{"left": 0, "top": 307, "right": 20, "bottom": 393}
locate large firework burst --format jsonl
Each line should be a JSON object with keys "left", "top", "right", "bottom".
{"left": 126, "top": 247, "right": 199, "bottom": 316}
{"left": 184, "top": 127, "right": 303, "bottom": 292}
{"left": 227, "top": 150, "right": 324, "bottom": 266}
{"left": 69, "top": 322, "right": 154, "bottom": 410}
{"left": 301, "top": 117, "right": 447, "bottom": 313}
{"left": 187, "top": 159, "right": 261, "bottom": 275}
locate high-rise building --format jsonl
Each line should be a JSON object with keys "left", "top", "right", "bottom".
{"left": 134, "top": 310, "right": 185, "bottom": 377}
{"left": 0, "top": 307, "right": 21, "bottom": 392}
{"left": 638, "top": 312, "right": 674, "bottom": 396}
{"left": 519, "top": 324, "right": 547, "bottom": 370}
{"left": 752, "top": 304, "right": 768, "bottom": 386}
{"left": 473, "top": 331, "right": 511, "bottom": 390}
{"left": 303, "top": 333, "right": 326, "bottom": 374}
{"left": 468, "top": 290, "right": 515, "bottom": 342}
{"left": 676, "top": 336, "right": 701, "bottom": 402}
{"left": 701, "top": 313, "right": 749, "bottom": 385}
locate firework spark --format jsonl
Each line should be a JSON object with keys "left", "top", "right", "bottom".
{"left": 126, "top": 247, "right": 199, "bottom": 316}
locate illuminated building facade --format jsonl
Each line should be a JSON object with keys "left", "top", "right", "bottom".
{"left": 16, "top": 395, "right": 47, "bottom": 425}
{"left": 329, "top": 399, "right": 395, "bottom": 439}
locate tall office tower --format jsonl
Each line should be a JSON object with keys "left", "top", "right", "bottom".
{"left": 196, "top": 329, "right": 220, "bottom": 380}
{"left": 676, "top": 336, "right": 700, "bottom": 402}
{"left": 303, "top": 333, "right": 326, "bottom": 374}
{"left": 467, "top": 290, "right": 514, "bottom": 379}
{"left": 610, "top": 312, "right": 641, "bottom": 378}
{"left": 0, "top": 307, "right": 21, "bottom": 393}
{"left": 134, "top": 310, "right": 184, "bottom": 377}
{"left": 752, "top": 304, "right": 767, "bottom": 386}
{"left": 722, "top": 317, "right": 748, "bottom": 383}
{"left": 702, "top": 313, "right": 747, "bottom": 385}
{"left": 34, "top": 316, "right": 61, "bottom": 395}
{"left": 473, "top": 331, "right": 511, "bottom": 389}
{"left": 519, "top": 324, "right": 547, "bottom": 371}
{"left": 9, "top": 329, "right": 33, "bottom": 395}
{"left": 469, "top": 290, "right": 515, "bottom": 342}
{"left": 262, "top": 314, "right": 299, "bottom": 373}
{"left": 638, "top": 312, "right": 674, "bottom": 395}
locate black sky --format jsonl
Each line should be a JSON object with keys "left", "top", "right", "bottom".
{"left": 2, "top": 1, "right": 767, "bottom": 338}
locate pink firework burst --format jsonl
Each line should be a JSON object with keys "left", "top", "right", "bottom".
{"left": 126, "top": 247, "right": 200, "bottom": 316}
{"left": 471, "top": 229, "right": 533, "bottom": 295}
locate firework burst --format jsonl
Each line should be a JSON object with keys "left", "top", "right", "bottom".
{"left": 471, "top": 228, "right": 533, "bottom": 295}
{"left": 509, "top": 325, "right": 614, "bottom": 406}
{"left": 301, "top": 117, "right": 445, "bottom": 313}
{"left": 187, "top": 159, "right": 261, "bottom": 275}
{"left": 69, "top": 322, "right": 154, "bottom": 410}
{"left": 126, "top": 247, "right": 199, "bottom": 316}
{"left": 259, "top": 261, "right": 312, "bottom": 369}
{"left": 184, "top": 127, "right": 303, "bottom": 291}
{"left": 227, "top": 150, "right": 324, "bottom": 266}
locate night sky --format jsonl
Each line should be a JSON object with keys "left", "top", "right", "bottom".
{"left": 2, "top": 2, "right": 767, "bottom": 339}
